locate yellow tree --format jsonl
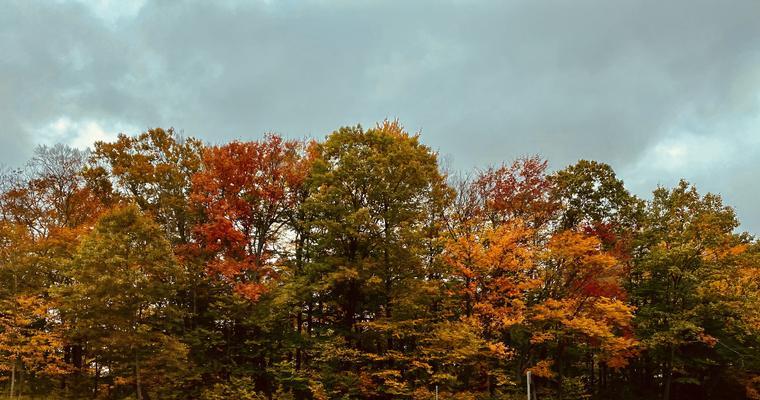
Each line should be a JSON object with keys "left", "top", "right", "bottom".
{"left": 527, "top": 231, "right": 637, "bottom": 398}
{"left": 0, "top": 144, "right": 104, "bottom": 393}
{"left": 0, "top": 221, "right": 67, "bottom": 397}
{"left": 0, "top": 295, "right": 67, "bottom": 397}
{"left": 437, "top": 221, "right": 539, "bottom": 396}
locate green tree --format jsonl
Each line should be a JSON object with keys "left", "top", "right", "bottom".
{"left": 302, "top": 121, "right": 452, "bottom": 398}
{"left": 57, "top": 205, "right": 187, "bottom": 399}
{"left": 86, "top": 129, "right": 217, "bottom": 395}
{"left": 631, "top": 181, "right": 748, "bottom": 400}
{"left": 551, "top": 160, "right": 642, "bottom": 236}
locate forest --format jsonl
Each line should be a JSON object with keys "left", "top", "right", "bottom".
{"left": 0, "top": 121, "right": 759, "bottom": 400}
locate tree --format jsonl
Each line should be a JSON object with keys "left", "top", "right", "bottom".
{"left": 302, "top": 121, "right": 453, "bottom": 398}
{"left": 475, "top": 155, "right": 557, "bottom": 231}
{"left": 191, "top": 134, "right": 309, "bottom": 300}
{"left": 631, "top": 181, "right": 749, "bottom": 400}
{"left": 190, "top": 134, "right": 312, "bottom": 396}
{"left": 0, "top": 144, "right": 98, "bottom": 395}
{"left": 87, "top": 127, "right": 203, "bottom": 244}
{"left": 0, "top": 221, "right": 68, "bottom": 398}
{"left": 528, "top": 230, "right": 636, "bottom": 398}
{"left": 57, "top": 205, "right": 187, "bottom": 399}
{"left": 551, "top": 160, "right": 642, "bottom": 238}
{"left": 0, "top": 294, "right": 67, "bottom": 398}
{"left": 1, "top": 144, "right": 101, "bottom": 237}
{"left": 439, "top": 221, "right": 538, "bottom": 396}
{"left": 86, "top": 129, "right": 219, "bottom": 396}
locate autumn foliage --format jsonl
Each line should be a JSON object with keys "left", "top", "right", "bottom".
{"left": 1, "top": 123, "right": 759, "bottom": 400}
{"left": 191, "top": 136, "right": 310, "bottom": 300}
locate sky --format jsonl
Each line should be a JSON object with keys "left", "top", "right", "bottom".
{"left": 2, "top": 0, "right": 760, "bottom": 232}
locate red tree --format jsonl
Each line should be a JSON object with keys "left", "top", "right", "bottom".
{"left": 191, "top": 135, "right": 310, "bottom": 300}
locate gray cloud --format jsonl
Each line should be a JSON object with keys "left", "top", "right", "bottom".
{"left": 2, "top": 0, "right": 760, "bottom": 231}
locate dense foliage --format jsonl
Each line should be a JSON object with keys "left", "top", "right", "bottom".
{"left": 1, "top": 123, "right": 759, "bottom": 399}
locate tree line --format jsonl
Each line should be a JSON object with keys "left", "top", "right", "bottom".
{"left": 1, "top": 122, "right": 759, "bottom": 399}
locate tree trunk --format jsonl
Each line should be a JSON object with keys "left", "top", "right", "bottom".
{"left": 663, "top": 346, "right": 675, "bottom": 400}
{"left": 10, "top": 275, "right": 18, "bottom": 399}
{"left": 72, "top": 343, "right": 83, "bottom": 369}
{"left": 15, "top": 363, "right": 22, "bottom": 400}
{"left": 135, "top": 351, "right": 144, "bottom": 400}
{"left": 296, "top": 308, "right": 303, "bottom": 370}
{"left": 9, "top": 358, "right": 16, "bottom": 398}
{"left": 94, "top": 361, "right": 100, "bottom": 396}
{"left": 557, "top": 339, "right": 566, "bottom": 400}
{"left": 588, "top": 351, "right": 595, "bottom": 394}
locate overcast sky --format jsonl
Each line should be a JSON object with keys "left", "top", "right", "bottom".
{"left": 2, "top": 0, "right": 759, "bottom": 232}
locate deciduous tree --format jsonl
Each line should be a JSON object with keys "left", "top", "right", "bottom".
{"left": 57, "top": 205, "right": 187, "bottom": 400}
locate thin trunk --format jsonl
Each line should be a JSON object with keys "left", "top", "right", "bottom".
{"left": 304, "top": 301, "right": 313, "bottom": 367}
{"left": 588, "top": 352, "right": 595, "bottom": 394}
{"left": 385, "top": 294, "right": 393, "bottom": 352}
{"left": 94, "top": 361, "right": 100, "bottom": 396}
{"left": 557, "top": 339, "right": 566, "bottom": 400}
{"left": 15, "top": 363, "right": 22, "bottom": 400}
{"left": 599, "top": 360, "right": 604, "bottom": 390}
{"left": 663, "top": 364, "right": 672, "bottom": 400}
{"left": 10, "top": 275, "right": 17, "bottom": 398}
{"left": 9, "top": 358, "right": 16, "bottom": 398}
{"left": 296, "top": 309, "right": 303, "bottom": 371}
{"left": 663, "top": 345, "right": 675, "bottom": 400}
{"left": 295, "top": 231, "right": 305, "bottom": 371}
{"left": 192, "top": 284, "right": 198, "bottom": 329}
{"left": 135, "top": 351, "right": 144, "bottom": 400}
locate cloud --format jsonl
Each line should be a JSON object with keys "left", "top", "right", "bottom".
{"left": 35, "top": 116, "right": 132, "bottom": 149}
{"left": 1, "top": 0, "right": 760, "bottom": 231}
{"left": 59, "top": 0, "right": 147, "bottom": 26}
{"left": 622, "top": 104, "right": 760, "bottom": 233}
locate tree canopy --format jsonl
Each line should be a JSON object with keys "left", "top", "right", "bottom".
{"left": 1, "top": 122, "right": 759, "bottom": 400}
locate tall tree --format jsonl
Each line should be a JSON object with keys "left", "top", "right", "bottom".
{"left": 439, "top": 221, "right": 539, "bottom": 397}
{"left": 551, "top": 160, "right": 642, "bottom": 238}
{"left": 57, "top": 205, "right": 187, "bottom": 399}
{"left": 191, "top": 134, "right": 309, "bottom": 300}
{"left": 190, "top": 134, "right": 312, "bottom": 396}
{"left": 0, "top": 145, "right": 100, "bottom": 394}
{"left": 0, "top": 221, "right": 68, "bottom": 398}
{"left": 86, "top": 129, "right": 215, "bottom": 395}
{"left": 527, "top": 230, "right": 636, "bottom": 399}
{"left": 303, "top": 121, "right": 452, "bottom": 398}
{"left": 631, "top": 181, "right": 747, "bottom": 400}
{"left": 87, "top": 127, "right": 203, "bottom": 244}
